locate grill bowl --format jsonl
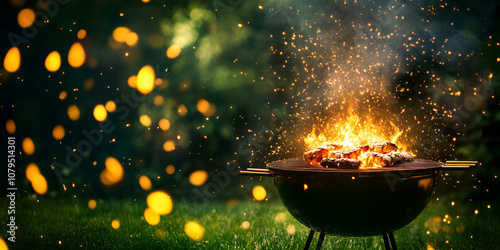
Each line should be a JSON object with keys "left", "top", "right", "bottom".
{"left": 267, "top": 158, "right": 440, "bottom": 236}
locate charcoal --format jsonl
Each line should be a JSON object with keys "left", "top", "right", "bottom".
{"left": 342, "top": 148, "right": 361, "bottom": 159}
{"left": 366, "top": 152, "right": 392, "bottom": 167}
{"left": 320, "top": 158, "right": 361, "bottom": 169}
{"left": 369, "top": 141, "right": 398, "bottom": 153}
{"left": 303, "top": 147, "right": 329, "bottom": 165}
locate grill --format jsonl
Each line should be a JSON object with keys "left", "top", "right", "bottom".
{"left": 241, "top": 158, "right": 475, "bottom": 250}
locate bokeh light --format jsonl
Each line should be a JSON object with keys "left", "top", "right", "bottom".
{"left": 112, "top": 27, "right": 130, "bottom": 43}
{"left": 127, "top": 75, "right": 137, "bottom": 88}
{"left": 25, "top": 163, "right": 40, "bottom": 182}
{"left": 252, "top": 185, "right": 267, "bottom": 201}
{"left": 139, "top": 115, "right": 152, "bottom": 127}
{"left": 105, "top": 101, "right": 116, "bottom": 112}
{"left": 166, "top": 165, "right": 175, "bottom": 175}
{"left": 17, "top": 8, "right": 35, "bottom": 28}
{"left": 3, "top": 47, "right": 21, "bottom": 73}
{"left": 146, "top": 191, "right": 173, "bottom": 215}
{"left": 188, "top": 170, "right": 208, "bottom": 186}
{"left": 45, "top": 51, "right": 61, "bottom": 72}
{"left": 144, "top": 207, "right": 160, "bottom": 226}
{"left": 137, "top": 65, "right": 155, "bottom": 94}
{"left": 88, "top": 199, "right": 97, "bottom": 210}
{"left": 59, "top": 91, "right": 67, "bottom": 100}
{"left": 67, "top": 105, "right": 80, "bottom": 121}
{"left": 163, "top": 140, "right": 175, "bottom": 152}
{"left": 0, "top": 236, "right": 8, "bottom": 250}
{"left": 166, "top": 45, "right": 181, "bottom": 59}
{"left": 196, "top": 99, "right": 216, "bottom": 117}
{"left": 5, "top": 119, "right": 16, "bottom": 134}
{"left": 241, "top": 221, "right": 250, "bottom": 229}
{"left": 30, "top": 174, "right": 48, "bottom": 195}
{"left": 77, "top": 29, "right": 87, "bottom": 39}
{"left": 184, "top": 221, "right": 204, "bottom": 241}
{"left": 100, "top": 157, "right": 124, "bottom": 185}
{"left": 125, "top": 32, "right": 139, "bottom": 46}
{"left": 158, "top": 119, "right": 170, "bottom": 131}
{"left": 22, "top": 137, "right": 35, "bottom": 155}
{"left": 68, "top": 42, "right": 86, "bottom": 68}
{"left": 139, "top": 175, "right": 152, "bottom": 190}
{"left": 93, "top": 104, "right": 107, "bottom": 122}
{"left": 153, "top": 95, "right": 164, "bottom": 106}
{"left": 52, "top": 125, "right": 65, "bottom": 140}
{"left": 286, "top": 225, "right": 296, "bottom": 234}
{"left": 177, "top": 104, "right": 187, "bottom": 117}
{"left": 111, "top": 220, "right": 120, "bottom": 229}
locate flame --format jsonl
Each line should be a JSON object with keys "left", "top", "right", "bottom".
{"left": 304, "top": 108, "right": 408, "bottom": 169}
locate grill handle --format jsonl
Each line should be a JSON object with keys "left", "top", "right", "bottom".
{"left": 441, "top": 160, "right": 478, "bottom": 169}
{"left": 240, "top": 168, "right": 273, "bottom": 177}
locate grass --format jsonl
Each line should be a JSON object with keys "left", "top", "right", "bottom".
{"left": 1, "top": 193, "right": 499, "bottom": 250}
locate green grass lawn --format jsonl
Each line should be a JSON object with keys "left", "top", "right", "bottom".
{"left": 1, "top": 193, "right": 499, "bottom": 250}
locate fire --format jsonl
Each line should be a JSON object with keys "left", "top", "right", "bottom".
{"left": 304, "top": 110, "right": 408, "bottom": 169}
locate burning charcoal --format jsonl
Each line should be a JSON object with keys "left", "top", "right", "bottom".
{"left": 399, "top": 151, "right": 414, "bottom": 162}
{"left": 387, "top": 152, "right": 402, "bottom": 165}
{"left": 303, "top": 147, "right": 329, "bottom": 165}
{"left": 366, "top": 152, "right": 392, "bottom": 167}
{"left": 369, "top": 141, "right": 398, "bottom": 153}
{"left": 328, "top": 151, "right": 343, "bottom": 159}
{"left": 321, "top": 142, "right": 344, "bottom": 151}
{"left": 320, "top": 158, "right": 361, "bottom": 169}
{"left": 359, "top": 145, "right": 370, "bottom": 152}
{"left": 342, "top": 148, "right": 361, "bottom": 159}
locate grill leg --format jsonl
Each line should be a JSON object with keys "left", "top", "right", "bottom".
{"left": 382, "top": 233, "right": 391, "bottom": 250}
{"left": 388, "top": 232, "right": 397, "bottom": 250}
{"left": 315, "top": 232, "right": 325, "bottom": 250}
{"left": 303, "top": 230, "right": 315, "bottom": 250}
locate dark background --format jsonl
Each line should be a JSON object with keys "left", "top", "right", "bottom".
{"left": 0, "top": 0, "right": 499, "bottom": 206}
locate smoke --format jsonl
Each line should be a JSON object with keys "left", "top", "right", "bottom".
{"left": 263, "top": 0, "right": 496, "bottom": 159}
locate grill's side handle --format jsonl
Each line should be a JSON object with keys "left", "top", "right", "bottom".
{"left": 239, "top": 168, "right": 273, "bottom": 177}
{"left": 441, "top": 160, "right": 478, "bottom": 169}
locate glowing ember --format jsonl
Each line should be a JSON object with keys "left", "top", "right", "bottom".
{"left": 184, "top": 221, "right": 204, "bottom": 241}
{"left": 252, "top": 185, "right": 267, "bottom": 201}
